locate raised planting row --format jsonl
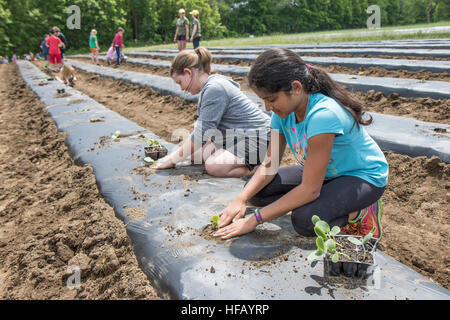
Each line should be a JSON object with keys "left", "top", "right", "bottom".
{"left": 18, "top": 60, "right": 450, "bottom": 300}
{"left": 65, "top": 59, "right": 450, "bottom": 163}
{"left": 79, "top": 53, "right": 450, "bottom": 100}
{"left": 141, "top": 48, "right": 450, "bottom": 59}
{"left": 201, "top": 38, "right": 450, "bottom": 50}
{"left": 73, "top": 52, "right": 450, "bottom": 74}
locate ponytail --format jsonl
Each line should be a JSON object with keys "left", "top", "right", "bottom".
{"left": 249, "top": 48, "right": 372, "bottom": 127}
{"left": 170, "top": 46, "right": 213, "bottom": 76}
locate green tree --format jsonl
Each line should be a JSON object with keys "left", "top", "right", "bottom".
{"left": 0, "top": 0, "right": 13, "bottom": 54}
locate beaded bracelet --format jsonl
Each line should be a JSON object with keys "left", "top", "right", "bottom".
{"left": 254, "top": 208, "right": 263, "bottom": 224}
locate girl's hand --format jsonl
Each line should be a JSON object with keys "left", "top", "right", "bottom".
{"left": 151, "top": 158, "right": 175, "bottom": 170}
{"left": 213, "top": 215, "right": 258, "bottom": 240}
{"left": 217, "top": 198, "right": 247, "bottom": 228}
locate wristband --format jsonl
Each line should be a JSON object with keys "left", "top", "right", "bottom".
{"left": 254, "top": 208, "right": 263, "bottom": 224}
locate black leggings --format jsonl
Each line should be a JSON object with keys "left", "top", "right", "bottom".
{"left": 248, "top": 165, "right": 385, "bottom": 237}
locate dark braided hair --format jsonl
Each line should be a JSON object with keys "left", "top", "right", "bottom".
{"left": 248, "top": 48, "right": 372, "bottom": 127}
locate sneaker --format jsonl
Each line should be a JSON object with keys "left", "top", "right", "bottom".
{"left": 342, "top": 199, "right": 383, "bottom": 240}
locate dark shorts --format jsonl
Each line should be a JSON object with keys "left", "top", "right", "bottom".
{"left": 221, "top": 131, "right": 271, "bottom": 172}
{"left": 177, "top": 35, "right": 187, "bottom": 41}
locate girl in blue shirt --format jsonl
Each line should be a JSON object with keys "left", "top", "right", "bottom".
{"left": 214, "top": 48, "right": 388, "bottom": 240}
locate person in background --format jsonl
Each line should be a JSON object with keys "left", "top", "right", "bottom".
{"left": 89, "top": 29, "right": 100, "bottom": 65}
{"left": 40, "top": 34, "right": 49, "bottom": 60}
{"left": 190, "top": 10, "right": 202, "bottom": 49}
{"left": 174, "top": 8, "right": 189, "bottom": 52}
{"left": 112, "top": 27, "right": 124, "bottom": 67}
{"left": 12, "top": 54, "right": 18, "bottom": 62}
{"left": 53, "top": 26, "right": 67, "bottom": 60}
{"left": 56, "top": 63, "right": 77, "bottom": 87}
{"left": 46, "top": 29, "right": 65, "bottom": 71}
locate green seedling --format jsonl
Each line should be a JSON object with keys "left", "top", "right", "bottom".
{"left": 420, "top": 78, "right": 426, "bottom": 83}
{"left": 211, "top": 215, "right": 220, "bottom": 228}
{"left": 90, "top": 118, "right": 102, "bottom": 123}
{"left": 80, "top": 108, "right": 89, "bottom": 112}
{"left": 307, "top": 215, "right": 351, "bottom": 263}
{"left": 111, "top": 130, "right": 121, "bottom": 140}
{"left": 141, "top": 138, "right": 161, "bottom": 147}
{"left": 346, "top": 219, "right": 376, "bottom": 261}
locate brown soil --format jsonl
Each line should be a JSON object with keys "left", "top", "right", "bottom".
{"left": 32, "top": 61, "right": 450, "bottom": 290}
{"left": 0, "top": 64, "right": 160, "bottom": 300}
{"left": 70, "top": 58, "right": 450, "bottom": 124}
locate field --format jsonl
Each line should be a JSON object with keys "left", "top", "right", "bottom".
{"left": 1, "top": 33, "right": 449, "bottom": 299}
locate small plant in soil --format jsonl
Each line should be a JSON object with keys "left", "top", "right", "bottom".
{"left": 308, "top": 215, "right": 378, "bottom": 278}
{"left": 210, "top": 215, "right": 220, "bottom": 230}
{"left": 142, "top": 138, "right": 168, "bottom": 160}
{"left": 307, "top": 215, "right": 351, "bottom": 263}
{"left": 346, "top": 221, "right": 376, "bottom": 262}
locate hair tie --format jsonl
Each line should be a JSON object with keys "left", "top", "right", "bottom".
{"left": 306, "top": 64, "right": 312, "bottom": 72}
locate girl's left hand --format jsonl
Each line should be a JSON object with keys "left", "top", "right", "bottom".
{"left": 213, "top": 215, "right": 258, "bottom": 240}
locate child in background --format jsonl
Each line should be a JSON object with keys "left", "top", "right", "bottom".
{"left": 46, "top": 29, "right": 65, "bottom": 71}
{"left": 56, "top": 63, "right": 77, "bottom": 87}
{"left": 106, "top": 45, "right": 114, "bottom": 65}
{"left": 112, "top": 27, "right": 124, "bottom": 67}
{"left": 89, "top": 29, "right": 100, "bottom": 65}
{"left": 12, "top": 54, "right": 18, "bottom": 62}
{"left": 40, "top": 35, "right": 49, "bottom": 60}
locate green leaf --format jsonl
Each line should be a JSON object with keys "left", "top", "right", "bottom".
{"left": 316, "top": 237, "right": 325, "bottom": 251}
{"left": 210, "top": 215, "right": 220, "bottom": 227}
{"left": 347, "top": 237, "right": 362, "bottom": 246}
{"left": 307, "top": 249, "right": 324, "bottom": 261}
{"left": 330, "top": 226, "right": 340, "bottom": 236}
{"left": 314, "top": 226, "right": 327, "bottom": 240}
{"left": 315, "top": 220, "right": 330, "bottom": 234}
{"left": 325, "top": 239, "right": 336, "bottom": 252}
{"left": 332, "top": 252, "right": 339, "bottom": 263}
{"left": 363, "top": 232, "right": 374, "bottom": 245}
{"left": 311, "top": 215, "right": 320, "bottom": 226}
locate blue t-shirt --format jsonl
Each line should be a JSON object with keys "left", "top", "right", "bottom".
{"left": 271, "top": 93, "right": 388, "bottom": 187}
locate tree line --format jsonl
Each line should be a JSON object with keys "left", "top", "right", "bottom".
{"left": 0, "top": 0, "right": 448, "bottom": 56}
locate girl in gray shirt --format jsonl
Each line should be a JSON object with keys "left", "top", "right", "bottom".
{"left": 152, "top": 47, "right": 271, "bottom": 178}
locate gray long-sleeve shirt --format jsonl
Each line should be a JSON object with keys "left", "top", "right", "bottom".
{"left": 191, "top": 74, "right": 271, "bottom": 160}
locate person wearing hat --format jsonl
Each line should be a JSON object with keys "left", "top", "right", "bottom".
{"left": 190, "top": 10, "right": 202, "bottom": 49}
{"left": 174, "top": 9, "right": 189, "bottom": 52}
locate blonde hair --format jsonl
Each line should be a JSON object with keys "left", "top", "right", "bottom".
{"left": 90, "top": 29, "right": 97, "bottom": 36}
{"left": 170, "top": 47, "right": 213, "bottom": 76}
{"left": 61, "top": 63, "right": 75, "bottom": 79}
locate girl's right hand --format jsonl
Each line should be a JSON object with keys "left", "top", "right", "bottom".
{"left": 150, "top": 158, "right": 175, "bottom": 170}
{"left": 218, "top": 198, "right": 247, "bottom": 228}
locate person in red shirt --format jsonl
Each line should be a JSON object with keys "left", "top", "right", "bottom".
{"left": 112, "top": 27, "right": 124, "bottom": 67}
{"left": 46, "top": 29, "right": 65, "bottom": 71}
